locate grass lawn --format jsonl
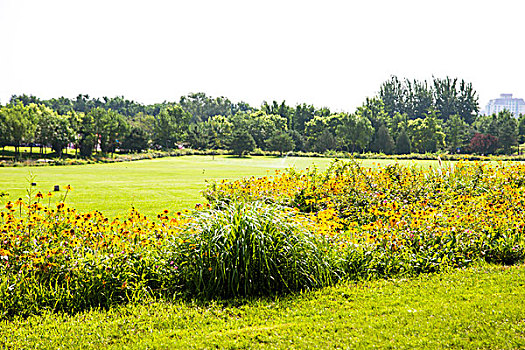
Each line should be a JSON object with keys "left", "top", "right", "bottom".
{"left": 0, "top": 156, "right": 522, "bottom": 349}
{"left": 0, "top": 155, "right": 440, "bottom": 218}
{"left": 1, "top": 263, "right": 523, "bottom": 349}
{"left": 0, "top": 145, "right": 76, "bottom": 157}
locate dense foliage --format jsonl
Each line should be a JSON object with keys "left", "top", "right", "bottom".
{"left": 1, "top": 160, "right": 524, "bottom": 317}
{"left": 204, "top": 160, "right": 525, "bottom": 271}
{"left": 2, "top": 76, "right": 524, "bottom": 159}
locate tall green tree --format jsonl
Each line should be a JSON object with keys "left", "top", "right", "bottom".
{"left": 355, "top": 98, "right": 390, "bottom": 152}
{"left": 474, "top": 111, "right": 518, "bottom": 154}
{"left": 266, "top": 131, "right": 295, "bottom": 156}
{"left": 229, "top": 130, "right": 256, "bottom": 157}
{"left": 407, "top": 111, "right": 446, "bottom": 153}
{"left": 90, "top": 108, "right": 129, "bottom": 154}
{"left": 153, "top": 106, "right": 191, "bottom": 149}
{"left": 206, "top": 115, "right": 234, "bottom": 151}
{"left": 180, "top": 92, "right": 235, "bottom": 123}
{"left": 433, "top": 77, "right": 479, "bottom": 124}
{"left": 288, "top": 130, "right": 305, "bottom": 151}
{"left": 129, "top": 112, "right": 155, "bottom": 142}
{"left": 46, "top": 96, "right": 75, "bottom": 115}
{"left": 9, "top": 94, "right": 42, "bottom": 106}
{"left": 444, "top": 114, "right": 469, "bottom": 153}
{"left": 336, "top": 113, "right": 373, "bottom": 152}
{"left": 261, "top": 101, "right": 293, "bottom": 130}
{"left": 395, "top": 128, "right": 411, "bottom": 154}
{"left": 0, "top": 103, "right": 37, "bottom": 157}
{"left": 48, "top": 114, "right": 75, "bottom": 157}
{"left": 373, "top": 124, "right": 395, "bottom": 154}
{"left": 305, "top": 114, "right": 340, "bottom": 152}
{"left": 356, "top": 97, "right": 389, "bottom": 130}
{"left": 379, "top": 75, "right": 479, "bottom": 124}
{"left": 78, "top": 112, "right": 97, "bottom": 157}
{"left": 473, "top": 114, "right": 496, "bottom": 136}
{"left": 408, "top": 79, "right": 434, "bottom": 119}
{"left": 314, "top": 129, "right": 337, "bottom": 153}
{"left": 379, "top": 77, "right": 433, "bottom": 119}
{"left": 186, "top": 122, "right": 214, "bottom": 150}
{"left": 292, "top": 104, "right": 316, "bottom": 134}
{"left": 35, "top": 106, "right": 74, "bottom": 157}
{"left": 379, "top": 76, "right": 407, "bottom": 118}
{"left": 496, "top": 110, "right": 518, "bottom": 154}
{"left": 35, "top": 105, "right": 55, "bottom": 154}
{"left": 121, "top": 126, "right": 149, "bottom": 153}
{"left": 247, "top": 111, "right": 288, "bottom": 150}
{"left": 385, "top": 112, "right": 408, "bottom": 141}
{"left": 517, "top": 114, "right": 525, "bottom": 144}
{"left": 0, "top": 109, "right": 8, "bottom": 149}
{"left": 66, "top": 111, "right": 82, "bottom": 157}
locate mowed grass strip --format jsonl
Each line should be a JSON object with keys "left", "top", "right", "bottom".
{"left": 1, "top": 263, "right": 524, "bottom": 349}
{"left": 0, "top": 155, "right": 440, "bottom": 218}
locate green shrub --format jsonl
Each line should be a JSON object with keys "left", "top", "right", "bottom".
{"left": 172, "top": 202, "right": 336, "bottom": 298}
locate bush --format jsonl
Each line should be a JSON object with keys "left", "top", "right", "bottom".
{"left": 172, "top": 202, "right": 336, "bottom": 298}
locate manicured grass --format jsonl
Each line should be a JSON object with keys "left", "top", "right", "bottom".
{"left": 0, "top": 155, "right": 440, "bottom": 218}
{"left": 0, "top": 157, "right": 522, "bottom": 349}
{"left": 1, "top": 263, "right": 523, "bottom": 349}
{"left": 0, "top": 146, "right": 75, "bottom": 157}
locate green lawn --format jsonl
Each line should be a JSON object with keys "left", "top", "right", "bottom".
{"left": 0, "top": 155, "right": 440, "bottom": 218}
{"left": 0, "top": 156, "right": 522, "bottom": 349}
{"left": 1, "top": 263, "right": 523, "bottom": 349}
{"left": 0, "top": 145, "right": 76, "bottom": 157}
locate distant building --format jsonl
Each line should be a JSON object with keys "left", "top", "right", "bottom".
{"left": 482, "top": 93, "right": 525, "bottom": 118}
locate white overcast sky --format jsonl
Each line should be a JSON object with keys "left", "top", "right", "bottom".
{"left": 0, "top": 0, "right": 524, "bottom": 112}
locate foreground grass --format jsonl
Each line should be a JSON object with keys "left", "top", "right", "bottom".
{"left": 0, "top": 155, "right": 439, "bottom": 218}
{"left": 1, "top": 263, "right": 524, "bottom": 349}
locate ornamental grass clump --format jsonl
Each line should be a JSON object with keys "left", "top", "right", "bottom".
{"left": 173, "top": 202, "right": 337, "bottom": 298}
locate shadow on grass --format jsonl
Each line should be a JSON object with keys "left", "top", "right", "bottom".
{"left": 224, "top": 155, "right": 253, "bottom": 159}
{"left": 224, "top": 155, "right": 289, "bottom": 159}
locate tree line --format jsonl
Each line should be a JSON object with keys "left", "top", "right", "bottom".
{"left": 1, "top": 77, "right": 525, "bottom": 158}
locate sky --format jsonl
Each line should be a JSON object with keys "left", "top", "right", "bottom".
{"left": 0, "top": 0, "right": 524, "bottom": 112}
